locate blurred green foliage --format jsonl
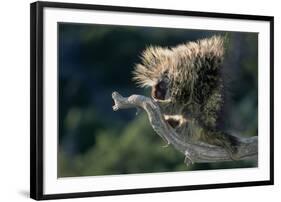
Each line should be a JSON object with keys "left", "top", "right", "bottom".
{"left": 58, "top": 23, "right": 258, "bottom": 177}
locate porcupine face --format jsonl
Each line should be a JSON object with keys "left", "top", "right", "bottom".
{"left": 151, "top": 75, "right": 170, "bottom": 100}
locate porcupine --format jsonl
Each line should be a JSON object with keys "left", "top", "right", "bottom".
{"left": 133, "top": 35, "right": 240, "bottom": 159}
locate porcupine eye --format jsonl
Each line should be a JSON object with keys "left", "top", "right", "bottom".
{"left": 151, "top": 80, "right": 167, "bottom": 100}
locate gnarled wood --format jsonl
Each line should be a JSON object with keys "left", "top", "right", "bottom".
{"left": 112, "top": 91, "right": 258, "bottom": 165}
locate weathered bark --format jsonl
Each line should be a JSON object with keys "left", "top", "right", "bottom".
{"left": 112, "top": 91, "right": 258, "bottom": 165}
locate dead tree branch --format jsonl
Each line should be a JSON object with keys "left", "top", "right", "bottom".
{"left": 112, "top": 91, "right": 258, "bottom": 165}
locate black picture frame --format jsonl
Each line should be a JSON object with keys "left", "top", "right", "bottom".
{"left": 30, "top": 1, "right": 274, "bottom": 200}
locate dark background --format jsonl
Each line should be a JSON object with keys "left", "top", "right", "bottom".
{"left": 58, "top": 23, "right": 258, "bottom": 177}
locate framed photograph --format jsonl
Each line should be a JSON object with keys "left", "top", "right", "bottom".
{"left": 30, "top": 1, "right": 274, "bottom": 200}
